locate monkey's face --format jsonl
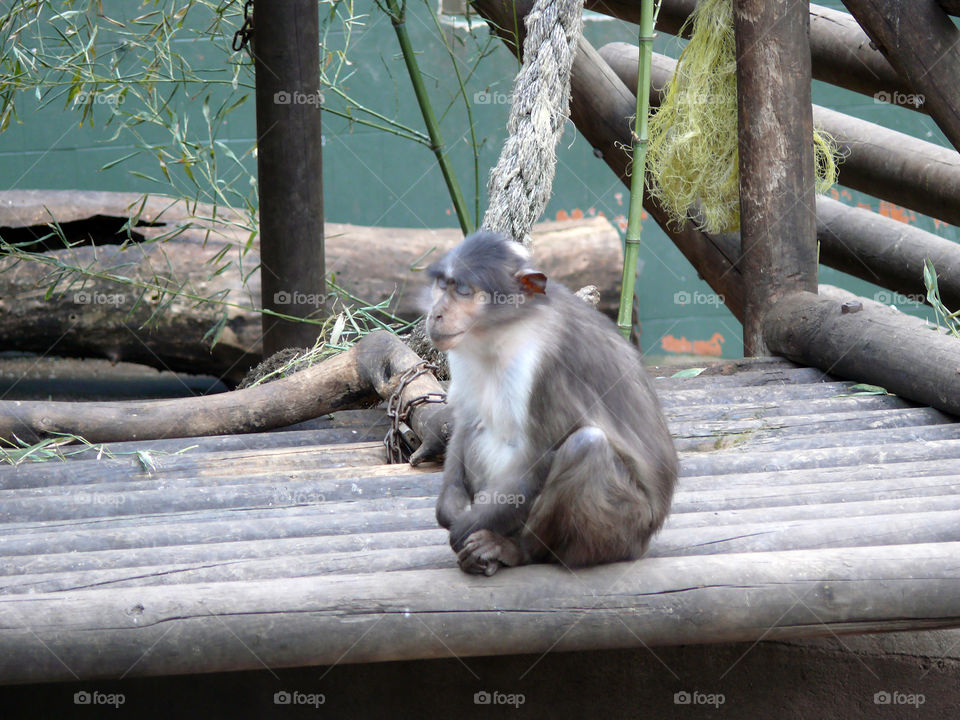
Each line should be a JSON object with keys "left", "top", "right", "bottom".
{"left": 426, "top": 278, "right": 488, "bottom": 351}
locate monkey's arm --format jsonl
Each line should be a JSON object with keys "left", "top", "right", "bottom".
{"left": 435, "top": 428, "right": 471, "bottom": 529}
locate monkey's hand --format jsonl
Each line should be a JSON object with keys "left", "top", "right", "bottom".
{"left": 457, "top": 530, "right": 521, "bottom": 576}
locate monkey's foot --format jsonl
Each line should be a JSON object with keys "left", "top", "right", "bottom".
{"left": 457, "top": 530, "right": 521, "bottom": 576}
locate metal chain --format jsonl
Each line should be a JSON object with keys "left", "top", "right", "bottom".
{"left": 384, "top": 361, "right": 447, "bottom": 464}
{"left": 232, "top": 1, "right": 254, "bottom": 54}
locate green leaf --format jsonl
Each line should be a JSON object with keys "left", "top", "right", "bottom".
{"left": 671, "top": 367, "right": 706, "bottom": 378}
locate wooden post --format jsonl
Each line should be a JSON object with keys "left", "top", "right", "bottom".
{"left": 252, "top": 1, "right": 326, "bottom": 354}
{"left": 842, "top": 0, "right": 960, "bottom": 153}
{"left": 734, "top": 0, "right": 818, "bottom": 356}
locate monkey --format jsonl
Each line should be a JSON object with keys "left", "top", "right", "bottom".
{"left": 426, "top": 231, "right": 677, "bottom": 576}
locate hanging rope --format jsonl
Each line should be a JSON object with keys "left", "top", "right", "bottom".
{"left": 481, "top": 0, "right": 585, "bottom": 246}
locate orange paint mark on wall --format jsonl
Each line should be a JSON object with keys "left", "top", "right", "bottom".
{"left": 661, "top": 332, "right": 725, "bottom": 356}
{"left": 839, "top": 189, "right": 852, "bottom": 201}
{"left": 555, "top": 210, "right": 570, "bottom": 221}
{"left": 570, "top": 208, "right": 584, "bottom": 220}
{"left": 878, "top": 200, "right": 916, "bottom": 225}
{"left": 614, "top": 214, "right": 628, "bottom": 232}
{"left": 693, "top": 332, "right": 725, "bottom": 356}
{"left": 614, "top": 192, "right": 624, "bottom": 206}
{"left": 934, "top": 218, "right": 947, "bottom": 231}
{"left": 857, "top": 202, "right": 872, "bottom": 211}
{"left": 829, "top": 188, "right": 840, "bottom": 201}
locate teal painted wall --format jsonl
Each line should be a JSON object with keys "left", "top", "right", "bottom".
{"left": 1, "top": 1, "right": 956, "bottom": 359}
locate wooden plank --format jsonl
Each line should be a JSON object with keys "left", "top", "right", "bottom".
{"left": 0, "top": 543, "right": 957, "bottom": 683}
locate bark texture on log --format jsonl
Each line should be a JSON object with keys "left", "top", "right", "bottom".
{"left": 764, "top": 287, "right": 960, "bottom": 417}
{"left": 0, "top": 191, "right": 620, "bottom": 382}
{"left": 734, "top": 0, "right": 818, "bottom": 355}
{"left": 586, "top": 1, "right": 917, "bottom": 111}
{"left": 0, "top": 330, "right": 450, "bottom": 452}
{"left": 842, "top": 0, "right": 960, "bottom": 153}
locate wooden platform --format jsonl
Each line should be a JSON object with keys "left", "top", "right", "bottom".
{"left": 1, "top": 358, "right": 959, "bottom": 684}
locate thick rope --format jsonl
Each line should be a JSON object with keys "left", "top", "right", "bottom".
{"left": 481, "top": 0, "right": 585, "bottom": 246}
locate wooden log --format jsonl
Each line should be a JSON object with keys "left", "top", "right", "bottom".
{"left": 471, "top": 0, "right": 745, "bottom": 321}
{"left": 842, "top": 0, "right": 960, "bottom": 153}
{"left": 0, "top": 330, "right": 449, "bottom": 450}
{"left": 734, "top": 0, "right": 817, "bottom": 355}
{"left": 5, "top": 504, "right": 960, "bottom": 593}
{"left": 764, "top": 287, "right": 960, "bottom": 417}
{"left": 602, "top": 45, "right": 960, "bottom": 229}
{"left": 586, "top": 1, "right": 917, "bottom": 110}
{"left": 0, "top": 191, "right": 622, "bottom": 380}
{"left": 816, "top": 196, "right": 960, "bottom": 310}
{"left": 0, "top": 543, "right": 957, "bottom": 682}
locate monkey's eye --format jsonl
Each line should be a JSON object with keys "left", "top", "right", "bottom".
{"left": 435, "top": 277, "right": 448, "bottom": 290}
{"left": 455, "top": 281, "right": 473, "bottom": 297}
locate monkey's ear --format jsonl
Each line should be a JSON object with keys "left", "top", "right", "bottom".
{"left": 516, "top": 270, "right": 547, "bottom": 295}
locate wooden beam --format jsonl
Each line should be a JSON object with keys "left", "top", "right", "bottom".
{"left": 764, "top": 287, "right": 960, "bottom": 417}
{"left": 842, "top": 0, "right": 960, "bottom": 153}
{"left": 586, "top": 1, "right": 919, "bottom": 112}
{"left": 471, "top": 0, "right": 745, "bottom": 321}
{"left": 734, "top": 0, "right": 818, "bottom": 355}
{"left": 253, "top": 0, "right": 326, "bottom": 353}
{"left": 816, "top": 195, "right": 960, "bottom": 310}
{"left": 1, "top": 543, "right": 957, "bottom": 682}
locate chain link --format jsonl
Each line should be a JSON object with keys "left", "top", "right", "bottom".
{"left": 232, "top": 0, "right": 254, "bottom": 54}
{"left": 384, "top": 361, "right": 447, "bottom": 464}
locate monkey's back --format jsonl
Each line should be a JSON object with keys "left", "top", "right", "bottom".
{"left": 527, "top": 283, "right": 677, "bottom": 521}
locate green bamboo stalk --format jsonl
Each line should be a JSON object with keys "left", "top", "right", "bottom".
{"left": 383, "top": 0, "right": 474, "bottom": 235}
{"left": 617, "top": 0, "right": 657, "bottom": 339}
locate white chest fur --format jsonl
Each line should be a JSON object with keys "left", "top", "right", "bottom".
{"left": 448, "top": 327, "right": 542, "bottom": 483}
